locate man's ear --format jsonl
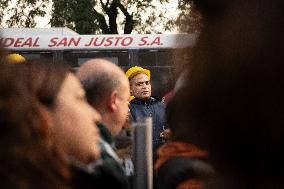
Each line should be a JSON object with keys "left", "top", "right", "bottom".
{"left": 108, "top": 90, "right": 118, "bottom": 112}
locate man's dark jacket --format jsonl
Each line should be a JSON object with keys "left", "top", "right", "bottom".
{"left": 130, "top": 97, "right": 166, "bottom": 152}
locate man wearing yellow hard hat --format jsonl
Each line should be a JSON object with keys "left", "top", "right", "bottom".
{"left": 126, "top": 66, "right": 168, "bottom": 160}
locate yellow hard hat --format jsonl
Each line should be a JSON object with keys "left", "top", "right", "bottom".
{"left": 125, "top": 66, "right": 150, "bottom": 80}
{"left": 5, "top": 53, "right": 26, "bottom": 64}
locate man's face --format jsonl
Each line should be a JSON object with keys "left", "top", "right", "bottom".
{"left": 130, "top": 73, "right": 151, "bottom": 100}
{"left": 51, "top": 74, "right": 101, "bottom": 164}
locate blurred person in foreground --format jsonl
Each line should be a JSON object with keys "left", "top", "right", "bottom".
{"left": 0, "top": 61, "right": 101, "bottom": 188}
{"left": 156, "top": 0, "right": 284, "bottom": 189}
{"left": 77, "top": 58, "right": 131, "bottom": 189}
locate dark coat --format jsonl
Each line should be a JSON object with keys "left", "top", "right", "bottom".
{"left": 130, "top": 97, "right": 166, "bottom": 152}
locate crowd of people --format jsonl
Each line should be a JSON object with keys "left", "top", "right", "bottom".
{"left": 1, "top": 0, "right": 284, "bottom": 188}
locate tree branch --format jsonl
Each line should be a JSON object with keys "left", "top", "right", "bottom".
{"left": 105, "top": 1, "right": 118, "bottom": 34}
{"left": 100, "top": 0, "right": 108, "bottom": 11}
{"left": 93, "top": 7, "right": 109, "bottom": 34}
{"left": 117, "top": 2, "right": 134, "bottom": 34}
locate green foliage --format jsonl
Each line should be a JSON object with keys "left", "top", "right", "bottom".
{"left": 1, "top": 0, "right": 50, "bottom": 27}
{"left": 0, "top": 0, "right": 9, "bottom": 26}
{"left": 1, "top": 0, "right": 200, "bottom": 34}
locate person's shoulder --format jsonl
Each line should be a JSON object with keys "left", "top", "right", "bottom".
{"left": 130, "top": 98, "right": 145, "bottom": 106}
{"left": 129, "top": 99, "right": 139, "bottom": 111}
{"left": 150, "top": 97, "right": 166, "bottom": 107}
{"left": 129, "top": 98, "right": 140, "bottom": 104}
{"left": 149, "top": 96, "right": 162, "bottom": 103}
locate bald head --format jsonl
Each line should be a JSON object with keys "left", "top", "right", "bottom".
{"left": 76, "top": 59, "right": 130, "bottom": 136}
{"left": 77, "top": 58, "right": 128, "bottom": 107}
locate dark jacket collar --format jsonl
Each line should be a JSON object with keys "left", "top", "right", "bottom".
{"left": 97, "top": 122, "right": 115, "bottom": 148}
{"left": 131, "top": 97, "right": 158, "bottom": 105}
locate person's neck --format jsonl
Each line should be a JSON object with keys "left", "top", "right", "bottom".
{"left": 96, "top": 107, "right": 115, "bottom": 137}
{"left": 100, "top": 114, "right": 115, "bottom": 136}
